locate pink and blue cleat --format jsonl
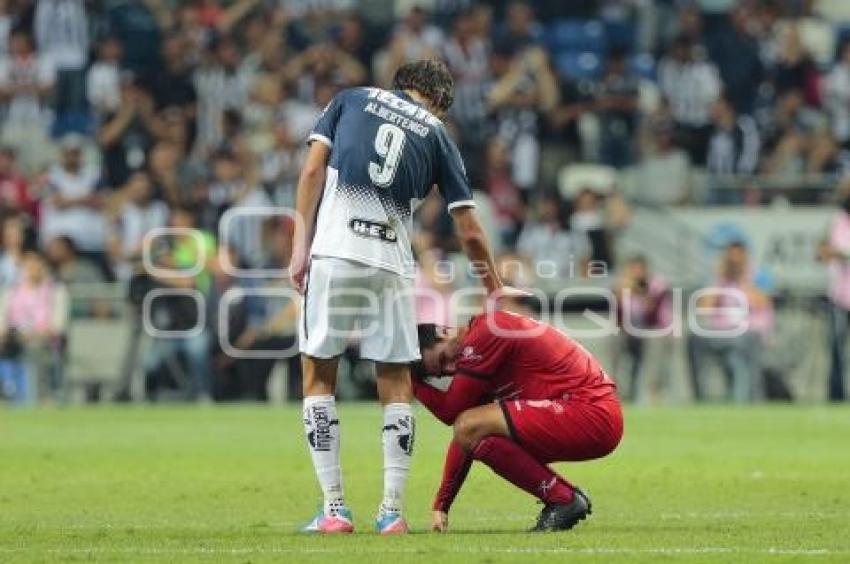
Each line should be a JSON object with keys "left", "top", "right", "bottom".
{"left": 301, "top": 507, "right": 354, "bottom": 534}
{"left": 375, "top": 511, "right": 409, "bottom": 535}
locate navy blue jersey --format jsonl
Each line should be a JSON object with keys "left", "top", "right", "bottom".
{"left": 307, "top": 87, "right": 475, "bottom": 277}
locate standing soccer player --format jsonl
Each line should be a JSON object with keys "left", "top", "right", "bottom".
{"left": 289, "top": 60, "right": 504, "bottom": 534}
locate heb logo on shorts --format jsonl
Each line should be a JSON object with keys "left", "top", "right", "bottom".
{"left": 349, "top": 218, "right": 397, "bottom": 243}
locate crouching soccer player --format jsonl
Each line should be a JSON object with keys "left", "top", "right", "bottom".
{"left": 413, "top": 310, "right": 624, "bottom": 532}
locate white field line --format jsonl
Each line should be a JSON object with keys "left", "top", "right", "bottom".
{"left": 7, "top": 509, "right": 850, "bottom": 531}
{"left": 0, "top": 547, "right": 846, "bottom": 557}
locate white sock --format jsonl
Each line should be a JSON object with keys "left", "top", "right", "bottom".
{"left": 380, "top": 403, "right": 415, "bottom": 515}
{"left": 303, "top": 395, "right": 344, "bottom": 514}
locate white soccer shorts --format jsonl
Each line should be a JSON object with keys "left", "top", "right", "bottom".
{"left": 299, "top": 256, "right": 420, "bottom": 363}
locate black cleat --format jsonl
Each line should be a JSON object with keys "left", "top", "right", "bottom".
{"left": 530, "top": 488, "right": 592, "bottom": 532}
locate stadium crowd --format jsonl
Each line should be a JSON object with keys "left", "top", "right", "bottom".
{"left": 0, "top": 0, "right": 848, "bottom": 405}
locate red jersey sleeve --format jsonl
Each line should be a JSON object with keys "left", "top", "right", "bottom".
{"left": 412, "top": 375, "right": 489, "bottom": 425}
{"left": 454, "top": 314, "right": 513, "bottom": 379}
{"left": 433, "top": 440, "right": 472, "bottom": 512}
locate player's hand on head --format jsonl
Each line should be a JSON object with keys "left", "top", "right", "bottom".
{"left": 431, "top": 510, "right": 448, "bottom": 533}
{"left": 498, "top": 286, "right": 533, "bottom": 298}
{"left": 490, "top": 285, "right": 533, "bottom": 303}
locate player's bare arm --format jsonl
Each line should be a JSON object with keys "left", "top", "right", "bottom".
{"left": 290, "top": 141, "right": 330, "bottom": 293}
{"left": 450, "top": 206, "right": 503, "bottom": 295}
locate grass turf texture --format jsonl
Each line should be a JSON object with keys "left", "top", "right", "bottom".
{"left": 1, "top": 405, "right": 849, "bottom": 563}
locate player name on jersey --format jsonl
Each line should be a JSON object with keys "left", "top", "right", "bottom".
{"left": 363, "top": 88, "right": 439, "bottom": 138}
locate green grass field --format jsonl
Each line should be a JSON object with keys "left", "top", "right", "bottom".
{"left": 2, "top": 404, "right": 849, "bottom": 562}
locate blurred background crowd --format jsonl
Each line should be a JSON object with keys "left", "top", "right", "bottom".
{"left": 0, "top": 0, "right": 848, "bottom": 406}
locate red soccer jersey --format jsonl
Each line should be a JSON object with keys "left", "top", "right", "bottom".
{"left": 454, "top": 311, "right": 616, "bottom": 402}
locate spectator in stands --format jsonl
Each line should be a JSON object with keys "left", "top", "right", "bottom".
{"left": 148, "top": 141, "right": 195, "bottom": 206}
{"left": 284, "top": 40, "right": 366, "bottom": 105}
{"left": 34, "top": 0, "right": 88, "bottom": 116}
{"left": 482, "top": 137, "right": 524, "bottom": 247}
{"left": 0, "top": 29, "right": 55, "bottom": 174}
{"left": 204, "top": 148, "right": 271, "bottom": 269}
{"left": 102, "top": 0, "right": 167, "bottom": 71}
{"left": 658, "top": 34, "right": 722, "bottom": 165}
{"left": 761, "top": 89, "right": 835, "bottom": 176}
{"left": 205, "top": 244, "right": 250, "bottom": 399}
{"left": 334, "top": 12, "right": 377, "bottom": 74}
{"left": 495, "top": 1, "right": 542, "bottom": 52}
{"left": 824, "top": 41, "right": 850, "bottom": 150}
{"left": 636, "top": 117, "right": 692, "bottom": 206}
{"left": 86, "top": 36, "right": 123, "bottom": 119}
{"left": 442, "top": 7, "right": 491, "bottom": 152}
{"left": 0, "top": 146, "right": 35, "bottom": 218}
{"left": 487, "top": 43, "right": 557, "bottom": 191}
{"left": 614, "top": 255, "right": 673, "bottom": 403}
{"left": 570, "top": 188, "right": 624, "bottom": 270}
{"left": 706, "top": 97, "right": 761, "bottom": 183}
{"left": 222, "top": 275, "right": 301, "bottom": 402}
{"left": 659, "top": 1, "right": 704, "bottom": 52}
{"left": 107, "top": 171, "right": 169, "bottom": 281}
{"left": 378, "top": 6, "right": 442, "bottom": 86}
{"left": 39, "top": 134, "right": 110, "bottom": 279}
{"left": 144, "top": 33, "right": 198, "bottom": 134}
{"left": 46, "top": 235, "right": 104, "bottom": 285}
{"left": 708, "top": 5, "right": 763, "bottom": 116}
{"left": 0, "top": 213, "right": 25, "bottom": 286}
{"left": 96, "top": 75, "right": 159, "bottom": 188}
{"left": 517, "top": 192, "right": 590, "bottom": 279}
{"left": 142, "top": 205, "right": 215, "bottom": 402}
{"left": 193, "top": 34, "right": 251, "bottom": 156}
{"left": 0, "top": 251, "right": 69, "bottom": 403}
{"left": 817, "top": 190, "right": 850, "bottom": 401}
{"left": 592, "top": 48, "right": 640, "bottom": 168}
{"left": 277, "top": 79, "right": 323, "bottom": 147}
{"left": 258, "top": 121, "right": 304, "bottom": 208}
{"left": 688, "top": 240, "right": 774, "bottom": 403}
{"left": 771, "top": 25, "right": 817, "bottom": 99}
{"left": 541, "top": 75, "right": 586, "bottom": 188}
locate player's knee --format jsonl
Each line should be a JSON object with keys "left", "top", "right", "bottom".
{"left": 301, "top": 357, "right": 337, "bottom": 396}
{"left": 453, "top": 410, "right": 482, "bottom": 452}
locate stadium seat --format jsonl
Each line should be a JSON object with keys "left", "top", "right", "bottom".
{"left": 547, "top": 20, "right": 606, "bottom": 54}
{"left": 557, "top": 163, "right": 618, "bottom": 200}
{"left": 604, "top": 20, "right": 637, "bottom": 51}
{"left": 630, "top": 53, "right": 656, "bottom": 80}
{"left": 64, "top": 284, "right": 133, "bottom": 403}
{"left": 555, "top": 51, "right": 602, "bottom": 80}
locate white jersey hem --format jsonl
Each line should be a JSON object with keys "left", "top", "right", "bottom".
{"left": 310, "top": 252, "right": 416, "bottom": 279}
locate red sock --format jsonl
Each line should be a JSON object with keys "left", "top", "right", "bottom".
{"left": 472, "top": 436, "right": 574, "bottom": 505}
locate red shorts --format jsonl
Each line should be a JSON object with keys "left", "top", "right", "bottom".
{"left": 500, "top": 394, "right": 623, "bottom": 463}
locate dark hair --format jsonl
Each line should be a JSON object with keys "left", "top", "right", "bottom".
{"left": 417, "top": 323, "right": 440, "bottom": 350}
{"left": 392, "top": 59, "right": 455, "bottom": 113}
{"left": 411, "top": 323, "right": 444, "bottom": 379}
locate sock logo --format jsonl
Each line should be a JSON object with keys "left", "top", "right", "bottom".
{"left": 383, "top": 415, "right": 415, "bottom": 456}
{"left": 305, "top": 405, "right": 339, "bottom": 452}
{"left": 539, "top": 477, "right": 557, "bottom": 496}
